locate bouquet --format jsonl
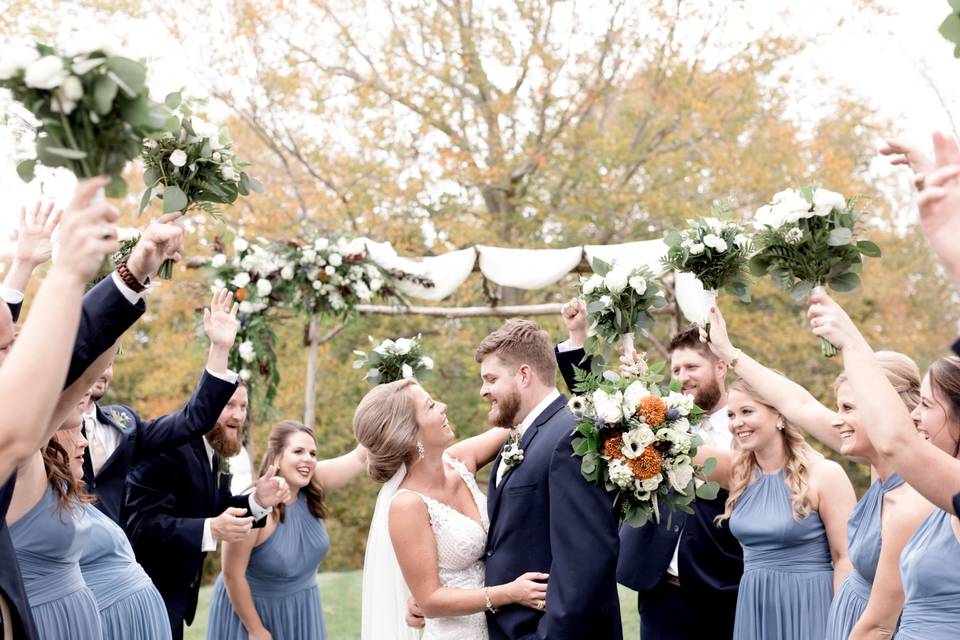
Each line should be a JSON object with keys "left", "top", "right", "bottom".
{"left": 352, "top": 335, "right": 434, "bottom": 385}
{"left": 139, "top": 93, "right": 263, "bottom": 277}
{"left": 570, "top": 357, "right": 719, "bottom": 527}
{"left": 748, "top": 186, "right": 881, "bottom": 356}
{"left": 663, "top": 209, "right": 752, "bottom": 333}
{"left": 579, "top": 257, "right": 666, "bottom": 362}
{"left": 1, "top": 40, "right": 172, "bottom": 197}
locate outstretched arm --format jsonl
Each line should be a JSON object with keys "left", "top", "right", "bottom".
{"left": 446, "top": 428, "right": 511, "bottom": 473}
{"left": 809, "top": 290, "right": 960, "bottom": 513}
{"left": 814, "top": 460, "right": 855, "bottom": 591}
{"left": 705, "top": 305, "right": 841, "bottom": 452}
{"left": 312, "top": 446, "right": 367, "bottom": 493}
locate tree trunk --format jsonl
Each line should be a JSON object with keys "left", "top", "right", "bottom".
{"left": 303, "top": 314, "right": 319, "bottom": 429}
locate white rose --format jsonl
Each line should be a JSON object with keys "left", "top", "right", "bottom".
{"left": 581, "top": 274, "right": 605, "bottom": 295}
{"left": 639, "top": 475, "right": 662, "bottom": 492}
{"left": 608, "top": 459, "right": 634, "bottom": 490}
{"left": 667, "top": 463, "right": 694, "bottom": 494}
{"left": 771, "top": 188, "right": 812, "bottom": 223}
{"left": 239, "top": 368, "right": 251, "bottom": 381}
{"left": 238, "top": 340, "right": 256, "bottom": 363}
{"left": 167, "top": 149, "right": 187, "bottom": 167}
{"left": 592, "top": 389, "right": 623, "bottom": 424}
{"left": 394, "top": 338, "right": 413, "bottom": 355}
{"left": 281, "top": 264, "right": 295, "bottom": 280}
{"left": 232, "top": 272, "right": 251, "bottom": 288}
{"left": 702, "top": 233, "right": 721, "bottom": 249}
{"left": 734, "top": 234, "right": 749, "bottom": 249}
{"left": 211, "top": 254, "right": 227, "bottom": 268}
{"left": 713, "top": 238, "right": 728, "bottom": 253}
{"left": 703, "top": 217, "right": 724, "bottom": 233}
{"left": 664, "top": 391, "right": 694, "bottom": 416}
{"left": 212, "top": 278, "right": 226, "bottom": 291}
{"left": 604, "top": 268, "right": 630, "bottom": 294}
{"left": 672, "top": 417, "right": 691, "bottom": 433}
{"left": 812, "top": 188, "right": 846, "bottom": 216}
{"left": 256, "top": 279, "right": 272, "bottom": 297}
{"left": 599, "top": 294, "right": 613, "bottom": 308}
{"left": 621, "top": 426, "right": 655, "bottom": 458}
{"left": 401, "top": 363, "right": 415, "bottom": 379}
{"left": 753, "top": 204, "right": 784, "bottom": 230}
{"left": 208, "top": 135, "right": 223, "bottom": 151}
{"left": 221, "top": 165, "right": 237, "bottom": 181}
{"left": 314, "top": 238, "right": 329, "bottom": 250}
{"left": 622, "top": 380, "right": 648, "bottom": 416}
{"left": 328, "top": 253, "right": 343, "bottom": 267}
{"left": 628, "top": 276, "right": 647, "bottom": 294}
{"left": 233, "top": 237, "right": 249, "bottom": 252}
{"left": 24, "top": 55, "right": 68, "bottom": 89}
{"left": 0, "top": 45, "right": 39, "bottom": 80}
{"left": 689, "top": 243, "right": 705, "bottom": 255}
{"left": 60, "top": 75, "right": 83, "bottom": 101}
{"left": 420, "top": 356, "right": 434, "bottom": 370}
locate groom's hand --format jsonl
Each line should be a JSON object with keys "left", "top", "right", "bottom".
{"left": 404, "top": 596, "right": 425, "bottom": 629}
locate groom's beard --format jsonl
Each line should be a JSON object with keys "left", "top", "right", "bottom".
{"left": 207, "top": 421, "right": 243, "bottom": 458}
{"left": 692, "top": 376, "right": 722, "bottom": 414}
{"left": 488, "top": 386, "right": 522, "bottom": 429}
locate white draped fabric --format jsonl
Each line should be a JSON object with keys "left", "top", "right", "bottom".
{"left": 583, "top": 239, "right": 669, "bottom": 274}
{"left": 476, "top": 245, "right": 584, "bottom": 289}
{"left": 363, "top": 240, "right": 477, "bottom": 301}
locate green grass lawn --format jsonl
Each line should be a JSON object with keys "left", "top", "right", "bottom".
{"left": 185, "top": 570, "right": 640, "bottom": 639}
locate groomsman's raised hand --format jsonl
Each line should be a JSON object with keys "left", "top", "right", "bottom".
{"left": 125, "top": 212, "right": 184, "bottom": 284}
{"left": 3, "top": 200, "right": 63, "bottom": 296}
{"left": 254, "top": 464, "right": 290, "bottom": 508}
{"left": 54, "top": 176, "right": 120, "bottom": 284}
{"left": 203, "top": 288, "right": 239, "bottom": 375}
{"left": 560, "top": 298, "right": 587, "bottom": 348}
{"left": 913, "top": 133, "right": 960, "bottom": 292}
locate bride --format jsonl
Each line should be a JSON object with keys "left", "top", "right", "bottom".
{"left": 353, "top": 378, "right": 548, "bottom": 640}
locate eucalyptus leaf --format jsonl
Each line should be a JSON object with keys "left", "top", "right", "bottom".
{"left": 827, "top": 271, "right": 861, "bottom": 292}
{"left": 105, "top": 57, "right": 146, "bottom": 96}
{"left": 856, "top": 240, "right": 881, "bottom": 258}
{"left": 162, "top": 185, "right": 188, "bottom": 213}
{"left": 827, "top": 227, "right": 853, "bottom": 246}
{"left": 92, "top": 75, "right": 118, "bottom": 115}
{"left": 696, "top": 481, "right": 720, "bottom": 500}
{"left": 16, "top": 160, "right": 35, "bottom": 182}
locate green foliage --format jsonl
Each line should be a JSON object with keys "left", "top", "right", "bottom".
{"left": 352, "top": 335, "right": 434, "bottom": 385}
{"left": 663, "top": 207, "right": 752, "bottom": 301}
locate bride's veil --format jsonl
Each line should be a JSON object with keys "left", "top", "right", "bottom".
{"left": 361, "top": 464, "right": 420, "bottom": 640}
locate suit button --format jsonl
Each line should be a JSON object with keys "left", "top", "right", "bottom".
{"left": 673, "top": 525, "right": 680, "bottom": 532}
{"left": 486, "top": 551, "right": 494, "bottom": 558}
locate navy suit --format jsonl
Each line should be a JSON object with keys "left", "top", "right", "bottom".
{"left": 1, "top": 277, "right": 145, "bottom": 639}
{"left": 125, "top": 439, "right": 264, "bottom": 639}
{"left": 81, "top": 370, "right": 238, "bottom": 525}
{"left": 485, "top": 394, "right": 622, "bottom": 640}
{"left": 556, "top": 346, "right": 743, "bottom": 640}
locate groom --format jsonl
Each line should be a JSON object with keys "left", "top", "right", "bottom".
{"left": 477, "top": 319, "right": 622, "bottom": 640}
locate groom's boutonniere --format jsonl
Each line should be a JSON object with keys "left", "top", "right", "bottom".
{"left": 107, "top": 409, "right": 130, "bottom": 430}
{"left": 215, "top": 455, "right": 231, "bottom": 487}
{"left": 502, "top": 432, "right": 524, "bottom": 469}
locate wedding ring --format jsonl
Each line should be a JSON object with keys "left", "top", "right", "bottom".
{"left": 537, "top": 600, "right": 545, "bottom": 610}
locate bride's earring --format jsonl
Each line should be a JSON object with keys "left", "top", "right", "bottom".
{"left": 416, "top": 440, "right": 425, "bottom": 460}
{"left": 776, "top": 418, "right": 785, "bottom": 431}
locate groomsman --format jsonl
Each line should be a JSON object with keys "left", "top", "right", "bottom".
{"left": 125, "top": 383, "right": 289, "bottom": 640}
{"left": 557, "top": 301, "right": 743, "bottom": 640}
{"left": 80, "top": 289, "right": 241, "bottom": 525}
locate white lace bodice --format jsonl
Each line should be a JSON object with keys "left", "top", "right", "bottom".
{"left": 395, "top": 454, "right": 489, "bottom": 640}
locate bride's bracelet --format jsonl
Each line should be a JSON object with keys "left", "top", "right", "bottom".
{"left": 484, "top": 587, "right": 497, "bottom": 614}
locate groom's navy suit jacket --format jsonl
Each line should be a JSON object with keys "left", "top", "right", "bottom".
{"left": 81, "top": 370, "right": 238, "bottom": 525}
{"left": 0, "top": 277, "right": 145, "bottom": 639}
{"left": 485, "top": 393, "right": 622, "bottom": 640}
{"left": 556, "top": 346, "right": 743, "bottom": 639}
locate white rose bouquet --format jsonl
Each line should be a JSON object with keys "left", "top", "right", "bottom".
{"left": 139, "top": 93, "right": 263, "bottom": 277}
{"left": 663, "top": 208, "right": 752, "bottom": 326}
{"left": 749, "top": 186, "right": 881, "bottom": 356}
{"left": 569, "top": 357, "right": 719, "bottom": 527}
{"left": 1, "top": 40, "right": 172, "bottom": 197}
{"left": 579, "top": 257, "right": 666, "bottom": 361}
{"left": 353, "top": 334, "right": 434, "bottom": 385}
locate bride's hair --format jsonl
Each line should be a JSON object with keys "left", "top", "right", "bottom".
{"left": 353, "top": 379, "right": 419, "bottom": 482}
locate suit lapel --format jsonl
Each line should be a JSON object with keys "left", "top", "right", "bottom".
{"left": 191, "top": 439, "right": 216, "bottom": 506}
{"left": 488, "top": 395, "right": 567, "bottom": 528}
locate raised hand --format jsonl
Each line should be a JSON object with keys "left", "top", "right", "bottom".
{"left": 253, "top": 464, "right": 290, "bottom": 508}
{"left": 14, "top": 201, "right": 62, "bottom": 267}
{"left": 125, "top": 212, "right": 184, "bottom": 283}
{"left": 879, "top": 138, "right": 935, "bottom": 177}
{"left": 701, "top": 306, "right": 736, "bottom": 363}
{"left": 807, "top": 288, "right": 869, "bottom": 353}
{"left": 52, "top": 177, "right": 120, "bottom": 284}
{"left": 560, "top": 298, "right": 587, "bottom": 348}
{"left": 210, "top": 506, "right": 254, "bottom": 543}
{"left": 914, "top": 154, "right": 960, "bottom": 291}
{"left": 203, "top": 289, "right": 239, "bottom": 349}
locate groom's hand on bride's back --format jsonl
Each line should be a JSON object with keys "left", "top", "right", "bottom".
{"left": 404, "top": 596, "right": 425, "bottom": 629}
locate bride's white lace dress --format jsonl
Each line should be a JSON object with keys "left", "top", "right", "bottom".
{"left": 394, "top": 454, "right": 490, "bottom": 640}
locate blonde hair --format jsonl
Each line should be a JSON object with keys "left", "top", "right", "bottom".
{"left": 834, "top": 350, "right": 921, "bottom": 412}
{"left": 716, "top": 378, "right": 822, "bottom": 525}
{"left": 352, "top": 379, "right": 419, "bottom": 482}
{"left": 474, "top": 319, "right": 557, "bottom": 386}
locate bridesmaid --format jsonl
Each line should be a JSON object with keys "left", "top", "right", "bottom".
{"left": 697, "top": 376, "right": 856, "bottom": 640}
{"left": 809, "top": 290, "right": 960, "bottom": 639}
{"left": 703, "top": 306, "right": 933, "bottom": 639}
{"left": 206, "top": 421, "right": 366, "bottom": 640}
{"left": 48, "top": 415, "right": 172, "bottom": 640}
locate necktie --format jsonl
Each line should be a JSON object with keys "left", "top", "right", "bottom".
{"left": 87, "top": 416, "right": 108, "bottom": 476}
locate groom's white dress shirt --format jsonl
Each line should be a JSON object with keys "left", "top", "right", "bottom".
{"left": 667, "top": 406, "right": 731, "bottom": 578}
{"left": 495, "top": 388, "right": 560, "bottom": 487}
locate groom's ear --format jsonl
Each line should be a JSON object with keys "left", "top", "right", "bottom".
{"left": 517, "top": 363, "right": 534, "bottom": 388}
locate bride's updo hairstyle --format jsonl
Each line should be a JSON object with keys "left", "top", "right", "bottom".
{"left": 834, "top": 350, "right": 921, "bottom": 412}
{"left": 353, "top": 378, "right": 420, "bottom": 482}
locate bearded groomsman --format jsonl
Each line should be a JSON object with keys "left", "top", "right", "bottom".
{"left": 557, "top": 301, "right": 743, "bottom": 640}
{"left": 125, "top": 382, "right": 289, "bottom": 640}
{"left": 80, "top": 288, "right": 241, "bottom": 525}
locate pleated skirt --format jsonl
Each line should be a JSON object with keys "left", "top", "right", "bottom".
{"left": 733, "top": 568, "right": 833, "bottom": 640}
{"left": 32, "top": 587, "right": 103, "bottom": 640}
{"left": 99, "top": 583, "right": 172, "bottom": 640}
{"left": 206, "top": 577, "right": 326, "bottom": 640}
